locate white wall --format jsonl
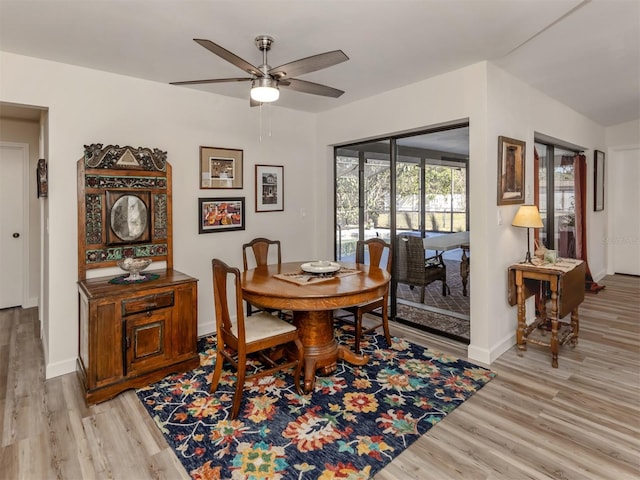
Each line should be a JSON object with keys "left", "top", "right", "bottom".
{"left": 316, "top": 61, "right": 608, "bottom": 365}
{"left": 606, "top": 119, "right": 640, "bottom": 146}
{"left": 0, "top": 51, "right": 317, "bottom": 378}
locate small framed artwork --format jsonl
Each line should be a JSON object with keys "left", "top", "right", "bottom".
{"left": 255, "top": 164, "right": 284, "bottom": 212}
{"left": 497, "top": 136, "right": 526, "bottom": 205}
{"left": 199, "top": 146, "right": 243, "bottom": 189}
{"left": 37, "top": 158, "right": 48, "bottom": 198}
{"left": 199, "top": 197, "right": 245, "bottom": 233}
{"left": 594, "top": 150, "right": 605, "bottom": 211}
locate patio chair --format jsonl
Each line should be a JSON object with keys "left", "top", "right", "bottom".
{"left": 397, "top": 234, "right": 449, "bottom": 303}
{"left": 210, "top": 258, "right": 304, "bottom": 419}
{"left": 335, "top": 238, "right": 392, "bottom": 353}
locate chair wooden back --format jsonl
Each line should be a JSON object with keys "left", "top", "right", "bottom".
{"left": 242, "top": 238, "right": 281, "bottom": 270}
{"left": 212, "top": 258, "right": 246, "bottom": 344}
{"left": 356, "top": 238, "right": 392, "bottom": 273}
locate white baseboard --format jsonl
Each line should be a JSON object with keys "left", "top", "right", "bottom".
{"left": 592, "top": 268, "right": 607, "bottom": 282}
{"left": 24, "top": 296, "right": 38, "bottom": 309}
{"left": 466, "top": 344, "right": 491, "bottom": 365}
{"left": 198, "top": 320, "right": 216, "bottom": 338}
{"left": 46, "top": 357, "right": 77, "bottom": 379}
{"left": 468, "top": 331, "right": 517, "bottom": 366}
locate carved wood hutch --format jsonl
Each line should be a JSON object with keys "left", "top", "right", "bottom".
{"left": 76, "top": 144, "right": 199, "bottom": 405}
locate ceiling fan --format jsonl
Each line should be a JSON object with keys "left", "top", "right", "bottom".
{"left": 170, "top": 35, "right": 348, "bottom": 106}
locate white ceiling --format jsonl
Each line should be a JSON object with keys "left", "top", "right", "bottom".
{"left": 0, "top": 0, "right": 638, "bottom": 127}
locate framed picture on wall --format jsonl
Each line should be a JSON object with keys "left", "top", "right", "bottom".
{"left": 37, "top": 158, "right": 48, "bottom": 198}
{"left": 199, "top": 146, "right": 243, "bottom": 189}
{"left": 199, "top": 197, "right": 245, "bottom": 233}
{"left": 594, "top": 150, "right": 605, "bottom": 211}
{"left": 497, "top": 136, "right": 526, "bottom": 205}
{"left": 255, "top": 164, "right": 284, "bottom": 212}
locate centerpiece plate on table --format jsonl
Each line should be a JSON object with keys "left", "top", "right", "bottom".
{"left": 300, "top": 261, "right": 341, "bottom": 274}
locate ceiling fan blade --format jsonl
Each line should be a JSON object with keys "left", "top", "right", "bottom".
{"left": 268, "top": 50, "right": 348, "bottom": 79}
{"left": 194, "top": 39, "right": 262, "bottom": 76}
{"left": 170, "top": 77, "right": 252, "bottom": 86}
{"left": 280, "top": 78, "right": 345, "bottom": 98}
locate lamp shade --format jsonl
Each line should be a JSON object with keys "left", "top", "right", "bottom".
{"left": 512, "top": 205, "right": 544, "bottom": 228}
{"left": 251, "top": 78, "right": 279, "bottom": 103}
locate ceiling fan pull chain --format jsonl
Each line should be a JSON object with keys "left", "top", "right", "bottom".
{"left": 259, "top": 103, "right": 263, "bottom": 142}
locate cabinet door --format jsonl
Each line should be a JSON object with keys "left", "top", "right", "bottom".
{"left": 172, "top": 283, "right": 198, "bottom": 359}
{"left": 125, "top": 309, "right": 172, "bottom": 376}
{"left": 90, "top": 301, "right": 124, "bottom": 387}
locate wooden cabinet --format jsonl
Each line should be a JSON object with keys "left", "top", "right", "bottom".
{"left": 77, "top": 269, "right": 199, "bottom": 404}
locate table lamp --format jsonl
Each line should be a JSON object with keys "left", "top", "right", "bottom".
{"left": 512, "top": 205, "right": 544, "bottom": 264}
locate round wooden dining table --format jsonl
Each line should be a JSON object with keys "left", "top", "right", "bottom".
{"left": 241, "top": 261, "right": 390, "bottom": 393}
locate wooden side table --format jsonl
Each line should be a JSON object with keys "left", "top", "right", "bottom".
{"left": 508, "top": 260, "right": 585, "bottom": 367}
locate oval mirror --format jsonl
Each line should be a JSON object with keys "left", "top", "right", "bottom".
{"left": 110, "top": 194, "right": 148, "bottom": 242}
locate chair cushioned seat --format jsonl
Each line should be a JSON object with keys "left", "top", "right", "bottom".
{"left": 233, "top": 312, "right": 297, "bottom": 343}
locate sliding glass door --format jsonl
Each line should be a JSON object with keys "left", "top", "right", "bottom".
{"left": 334, "top": 125, "right": 470, "bottom": 341}
{"left": 535, "top": 142, "right": 577, "bottom": 258}
{"left": 335, "top": 141, "right": 390, "bottom": 262}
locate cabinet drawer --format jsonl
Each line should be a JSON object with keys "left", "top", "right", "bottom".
{"left": 121, "top": 291, "right": 174, "bottom": 316}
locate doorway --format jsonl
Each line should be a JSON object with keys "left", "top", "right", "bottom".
{"left": 0, "top": 103, "right": 46, "bottom": 316}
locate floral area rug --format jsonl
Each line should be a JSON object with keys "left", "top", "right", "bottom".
{"left": 136, "top": 327, "right": 495, "bottom": 479}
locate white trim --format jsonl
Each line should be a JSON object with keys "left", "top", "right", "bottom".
{"left": 468, "top": 330, "right": 516, "bottom": 365}
{"left": 45, "top": 357, "right": 77, "bottom": 379}
{"left": 24, "top": 296, "right": 38, "bottom": 308}
{"left": 198, "top": 320, "right": 216, "bottom": 338}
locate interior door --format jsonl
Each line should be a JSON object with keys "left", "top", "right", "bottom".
{"left": 0, "top": 142, "right": 26, "bottom": 308}
{"left": 611, "top": 147, "right": 640, "bottom": 275}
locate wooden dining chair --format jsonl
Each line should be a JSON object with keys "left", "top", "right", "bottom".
{"left": 210, "top": 258, "right": 304, "bottom": 419}
{"left": 335, "top": 238, "right": 392, "bottom": 353}
{"left": 242, "top": 237, "right": 283, "bottom": 316}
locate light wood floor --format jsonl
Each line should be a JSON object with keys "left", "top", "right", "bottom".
{"left": 1, "top": 274, "right": 638, "bottom": 479}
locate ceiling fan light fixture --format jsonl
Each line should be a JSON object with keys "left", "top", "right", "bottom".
{"left": 251, "top": 78, "right": 279, "bottom": 103}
